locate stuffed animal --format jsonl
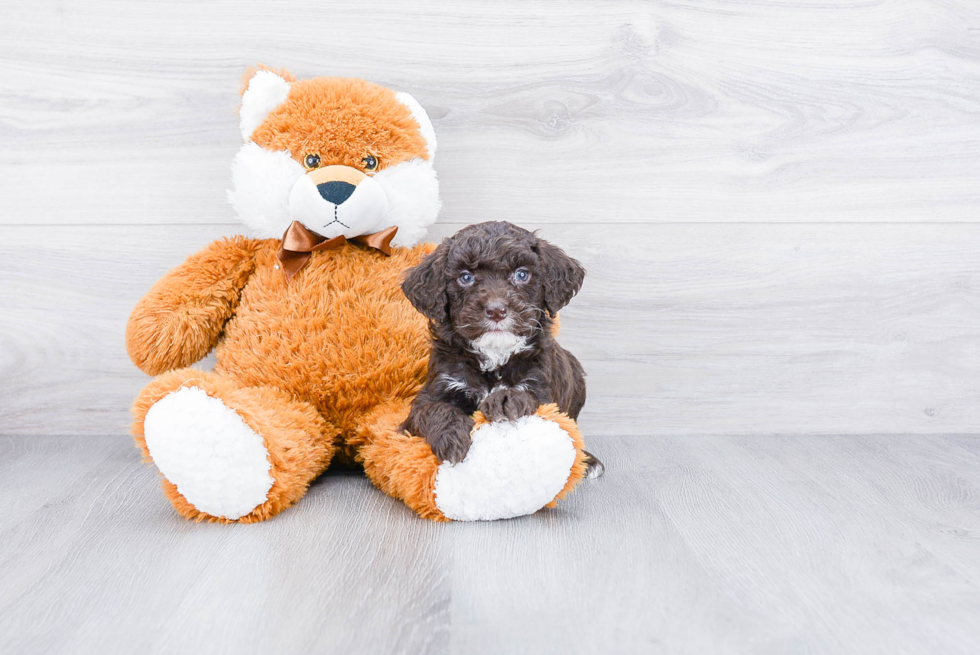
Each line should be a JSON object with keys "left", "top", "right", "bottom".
{"left": 126, "top": 67, "right": 590, "bottom": 522}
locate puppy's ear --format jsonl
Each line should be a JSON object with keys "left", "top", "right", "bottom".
{"left": 402, "top": 241, "right": 450, "bottom": 321}
{"left": 534, "top": 237, "right": 585, "bottom": 315}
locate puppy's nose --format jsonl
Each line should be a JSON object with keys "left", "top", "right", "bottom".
{"left": 317, "top": 181, "right": 356, "bottom": 205}
{"left": 485, "top": 302, "right": 508, "bottom": 323}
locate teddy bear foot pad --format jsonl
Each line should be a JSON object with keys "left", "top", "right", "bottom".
{"left": 143, "top": 386, "right": 274, "bottom": 520}
{"left": 432, "top": 414, "right": 578, "bottom": 521}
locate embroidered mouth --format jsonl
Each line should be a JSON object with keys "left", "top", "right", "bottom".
{"left": 322, "top": 206, "right": 350, "bottom": 230}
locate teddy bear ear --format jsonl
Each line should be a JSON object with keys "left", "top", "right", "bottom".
{"left": 239, "top": 69, "right": 292, "bottom": 141}
{"left": 395, "top": 91, "right": 437, "bottom": 162}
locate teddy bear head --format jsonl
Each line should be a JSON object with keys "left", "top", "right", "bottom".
{"left": 228, "top": 67, "right": 441, "bottom": 247}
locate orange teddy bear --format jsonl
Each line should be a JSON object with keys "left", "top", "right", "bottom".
{"left": 126, "top": 67, "right": 590, "bottom": 522}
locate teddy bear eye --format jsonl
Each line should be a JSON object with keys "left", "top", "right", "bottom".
{"left": 304, "top": 154, "right": 321, "bottom": 169}
{"left": 458, "top": 271, "right": 474, "bottom": 287}
{"left": 362, "top": 154, "right": 379, "bottom": 171}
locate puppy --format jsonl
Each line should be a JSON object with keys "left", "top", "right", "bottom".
{"left": 401, "top": 221, "right": 604, "bottom": 477}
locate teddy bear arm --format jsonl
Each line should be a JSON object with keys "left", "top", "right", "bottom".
{"left": 126, "top": 236, "right": 262, "bottom": 376}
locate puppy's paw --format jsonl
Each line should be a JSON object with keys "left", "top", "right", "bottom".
{"left": 427, "top": 416, "right": 475, "bottom": 465}
{"left": 479, "top": 388, "right": 538, "bottom": 423}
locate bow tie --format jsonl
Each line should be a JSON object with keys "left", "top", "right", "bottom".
{"left": 278, "top": 220, "right": 398, "bottom": 281}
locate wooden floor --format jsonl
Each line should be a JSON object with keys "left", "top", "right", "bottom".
{"left": 1, "top": 434, "right": 978, "bottom": 654}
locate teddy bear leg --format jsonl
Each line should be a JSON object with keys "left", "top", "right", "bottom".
{"left": 132, "top": 369, "right": 338, "bottom": 523}
{"left": 354, "top": 399, "right": 590, "bottom": 521}
{"left": 351, "top": 398, "right": 448, "bottom": 521}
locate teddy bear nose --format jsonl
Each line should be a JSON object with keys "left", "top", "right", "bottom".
{"left": 317, "top": 181, "right": 356, "bottom": 205}
{"left": 485, "top": 302, "right": 508, "bottom": 322}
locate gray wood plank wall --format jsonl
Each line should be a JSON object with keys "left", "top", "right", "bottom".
{"left": 2, "top": 0, "right": 979, "bottom": 437}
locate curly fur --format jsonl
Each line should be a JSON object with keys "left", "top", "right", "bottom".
{"left": 401, "top": 221, "right": 602, "bottom": 475}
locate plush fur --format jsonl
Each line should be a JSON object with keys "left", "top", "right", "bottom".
{"left": 227, "top": 71, "right": 441, "bottom": 242}
{"left": 433, "top": 409, "right": 581, "bottom": 521}
{"left": 143, "top": 385, "right": 275, "bottom": 520}
{"left": 127, "top": 69, "right": 592, "bottom": 523}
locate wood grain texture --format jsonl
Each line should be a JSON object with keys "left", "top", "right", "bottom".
{"left": 1, "top": 434, "right": 979, "bottom": 654}
{"left": 1, "top": 0, "right": 979, "bottom": 226}
{"left": 1, "top": 0, "right": 979, "bottom": 437}
{"left": 3, "top": 223, "right": 980, "bottom": 436}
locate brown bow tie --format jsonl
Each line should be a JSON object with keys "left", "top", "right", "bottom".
{"left": 278, "top": 221, "right": 398, "bottom": 281}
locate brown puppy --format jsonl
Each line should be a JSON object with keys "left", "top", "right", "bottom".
{"left": 401, "top": 221, "right": 604, "bottom": 477}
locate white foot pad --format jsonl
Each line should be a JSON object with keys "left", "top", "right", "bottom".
{"left": 433, "top": 415, "right": 577, "bottom": 521}
{"left": 143, "top": 386, "right": 274, "bottom": 520}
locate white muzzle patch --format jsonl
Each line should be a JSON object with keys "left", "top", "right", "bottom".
{"left": 229, "top": 142, "right": 441, "bottom": 245}
{"left": 288, "top": 174, "right": 389, "bottom": 240}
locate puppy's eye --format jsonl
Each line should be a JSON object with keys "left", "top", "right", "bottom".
{"left": 304, "top": 154, "right": 321, "bottom": 170}
{"left": 513, "top": 268, "right": 531, "bottom": 284}
{"left": 458, "top": 271, "right": 475, "bottom": 287}
{"left": 362, "top": 154, "right": 379, "bottom": 171}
